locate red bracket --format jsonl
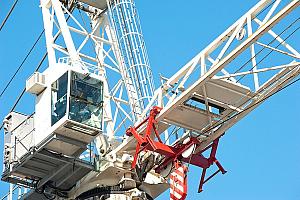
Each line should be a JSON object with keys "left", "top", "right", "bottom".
{"left": 126, "top": 106, "right": 164, "bottom": 168}
{"left": 197, "top": 138, "right": 227, "bottom": 193}
{"left": 126, "top": 106, "right": 227, "bottom": 193}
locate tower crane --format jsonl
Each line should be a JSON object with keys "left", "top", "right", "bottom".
{"left": 1, "top": 0, "right": 300, "bottom": 200}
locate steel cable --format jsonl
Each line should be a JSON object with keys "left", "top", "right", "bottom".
{"left": 0, "top": 0, "right": 19, "bottom": 32}
{"left": 0, "top": 30, "right": 45, "bottom": 99}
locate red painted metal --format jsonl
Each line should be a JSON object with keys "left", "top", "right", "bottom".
{"left": 170, "top": 161, "right": 188, "bottom": 200}
{"left": 126, "top": 106, "right": 227, "bottom": 194}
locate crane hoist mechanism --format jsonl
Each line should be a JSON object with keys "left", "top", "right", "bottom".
{"left": 1, "top": 0, "right": 300, "bottom": 199}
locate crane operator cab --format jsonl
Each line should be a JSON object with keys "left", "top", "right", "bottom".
{"left": 51, "top": 70, "right": 103, "bottom": 134}
{"left": 25, "top": 62, "right": 104, "bottom": 157}
{"left": 1, "top": 63, "right": 104, "bottom": 191}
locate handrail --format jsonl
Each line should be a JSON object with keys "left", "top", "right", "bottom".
{"left": 0, "top": 185, "right": 26, "bottom": 200}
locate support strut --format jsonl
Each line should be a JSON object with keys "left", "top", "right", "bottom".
{"left": 126, "top": 106, "right": 227, "bottom": 194}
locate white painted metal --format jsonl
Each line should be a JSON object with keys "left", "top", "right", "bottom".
{"left": 39, "top": 0, "right": 140, "bottom": 140}
{"left": 1, "top": 0, "right": 300, "bottom": 200}
{"left": 77, "top": 0, "right": 107, "bottom": 10}
{"left": 1, "top": 0, "right": 157, "bottom": 198}
{"left": 113, "top": 0, "right": 300, "bottom": 157}
{"left": 0, "top": 185, "right": 28, "bottom": 200}
{"left": 107, "top": 0, "right": 155, "bottom": 121}
{"left": 25, "top": 72, "right": 46, "bottom": 95}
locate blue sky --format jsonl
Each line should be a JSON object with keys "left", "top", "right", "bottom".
{"left": 0, "top": 1, "right": 300, "bottom": 199}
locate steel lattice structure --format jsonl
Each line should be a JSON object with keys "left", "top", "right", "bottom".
{"left": 1, "top": 0, "right": 300, "bottom": 200}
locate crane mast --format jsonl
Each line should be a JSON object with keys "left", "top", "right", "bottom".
{"left": 0, "top": 0, "right": 299, "bottom": 200}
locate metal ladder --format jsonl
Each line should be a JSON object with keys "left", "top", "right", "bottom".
{"left": 107, "top": 0, "right": 155, "bottom": 121}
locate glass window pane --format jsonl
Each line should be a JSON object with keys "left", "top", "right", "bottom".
{"left": 51, "top": 72, "right": 68, "bottom": 125}
{"left": 71, "top": 72, "right": 103, "bottom": 106}
{"left": 69, "top": 71, "right": 103, "bottom": 129}
{"left": 69, "top": 97, "right": 102, "bottom": 129}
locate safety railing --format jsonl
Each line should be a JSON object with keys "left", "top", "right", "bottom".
{"left": 58, "top": 57, "right": 100, "bottom": 74}
{"left": 0, "top": 184, "right": 28, "bottom": 200}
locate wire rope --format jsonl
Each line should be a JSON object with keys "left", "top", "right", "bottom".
{"left": 0, "top": 0, "right": 19, "bottom": 32}
{"left": 0, "top": 30, "right": 45, "bottom": 99}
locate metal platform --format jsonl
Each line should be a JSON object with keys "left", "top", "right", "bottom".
{"left": 164, "top": 78, "right": 253, "bottom": 132}
{"left": 50, "top": 118, "right": 101, "bottom": 152}
{"left": 2, "top": 133, "right": 95, "bottom": 199}
{"left": 115, "top": 78, "right": 254, "bottom": 153}
{"left": 77, "top": 0, "right": 107, "bottom": 10}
